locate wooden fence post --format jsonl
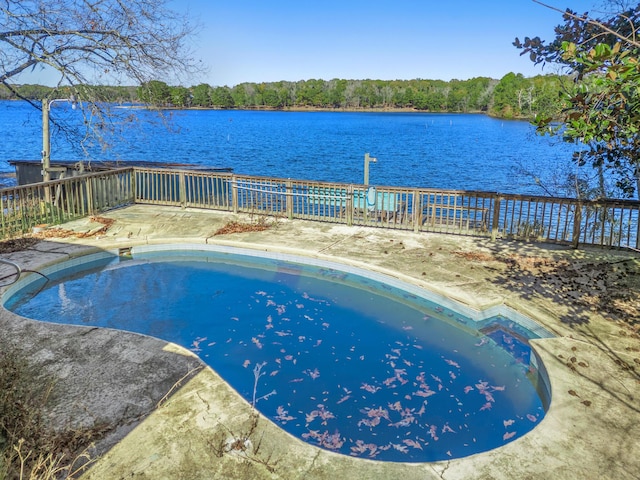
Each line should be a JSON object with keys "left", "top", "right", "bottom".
{"left": 179, "top": 171, "right": 187, "bottom": 208}
{"left": 572, "top": 202, "right": 583, "bottom": 249}
{"left": 130, "top": 169, "right": 137, "bottom": 204}
{"left": 413, "top": 190, "right": 420, "bottom": 233}
{"left": 347, "top": 185, "right": 354, "bottom": 226}
{"left": 491, "top": 196, "right": 501, "bottom": 242}
{"left": 286, "top": 180, "right": 293, "bottom": 220}
{"left": 86, "top": 177, "right": 94, "bottom": 214}
{"left": 231, "top": 175, "right": 238, "bottom": 214}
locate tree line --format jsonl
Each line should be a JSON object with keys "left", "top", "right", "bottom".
{"left": 1, "top": 74, "right": 569, "bottom": 120}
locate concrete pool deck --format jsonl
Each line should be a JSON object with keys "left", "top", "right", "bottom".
{"left": 1, "top": 204, "right": 639, "bottom": 479}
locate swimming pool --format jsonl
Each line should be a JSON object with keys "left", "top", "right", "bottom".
{"left": 2, "top": 244, "right": 552, "bottom": 462}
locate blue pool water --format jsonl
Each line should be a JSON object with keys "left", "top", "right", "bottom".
{"left": 3, "top": 247, "right": 550, "bottom": 462}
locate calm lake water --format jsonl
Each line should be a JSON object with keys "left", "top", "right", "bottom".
{"left": 0, "top": 100, "right": 578, "bottom": 194}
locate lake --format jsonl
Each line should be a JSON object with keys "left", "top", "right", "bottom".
{"left": 0, "top": 101, "right": 579, "bottom": 194}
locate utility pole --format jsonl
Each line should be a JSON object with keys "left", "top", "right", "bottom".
{"left": 41, "top": 99, "right": 51, "bottom": 183}
{"left": 41, "top": 95, "right": 78, "bottom": 184}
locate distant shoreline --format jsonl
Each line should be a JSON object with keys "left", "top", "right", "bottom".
{"left": 172, "top": 105, "right": 486, "bottom": 114}
{"left": 167, "top": 105, "right": 535, "bottom": 121}
{"left": 150, "top": 104, "right": 524, "bottom": 119}
{"left": 0, "top": 98, "right": 529, "bottom": 120}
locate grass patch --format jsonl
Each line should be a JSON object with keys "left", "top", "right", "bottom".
{"left": 0, "top": 344, "right": 100, "bottom": 479}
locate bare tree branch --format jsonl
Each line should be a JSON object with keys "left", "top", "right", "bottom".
{"left": 1, "top": 0, "right": 204, "bottom": 158}
{"left": 533, "top": 0, "right": 640, "bottom": 48}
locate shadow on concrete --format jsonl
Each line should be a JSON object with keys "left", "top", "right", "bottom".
{"left": 476, "top": 239, "right": 639, "bottom": 328}
{"left": 479, "top": 239, "right": 640, "bottom": 412}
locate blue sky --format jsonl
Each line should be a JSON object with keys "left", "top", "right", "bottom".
{"left": 19, "top": 0, "right": 604, "bottom": 87}
{"left": 174, "top": 0, "right": 604, "bottom": 86}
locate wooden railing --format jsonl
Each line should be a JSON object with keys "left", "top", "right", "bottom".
{"left": 0, "top": 169, "right": 133, "bottom": 238}
{"left": 2, "top": 166, "right": 639, "bottom": 251}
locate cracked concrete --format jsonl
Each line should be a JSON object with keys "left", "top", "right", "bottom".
{"left": 0, "top": 204, "right": 639, "bottom": 479}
